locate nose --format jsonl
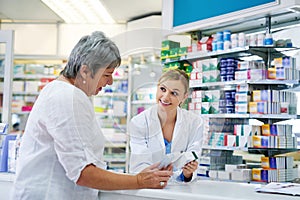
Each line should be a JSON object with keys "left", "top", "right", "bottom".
{"left": 107, "top": 76, "right": 113, "bottom": 85}
{"left": 162, "top": 91, "right": 171, "bottom": 101}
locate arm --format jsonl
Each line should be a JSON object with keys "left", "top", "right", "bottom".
{"left": 181, "top": 115, "right": 204, "bottom": 181}
{"left": 77, "top": 163, "right": 172, "bottom": 190}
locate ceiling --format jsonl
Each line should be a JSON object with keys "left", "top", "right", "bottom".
{"left": 0, "top": 0, "right": 162, "bottom": 24}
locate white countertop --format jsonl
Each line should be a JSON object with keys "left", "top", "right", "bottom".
{"left": 99, "top": 179, "right": 298, "bottom": 200}
{"left": 0, "top": 173, "right": 298, "bottom": 199}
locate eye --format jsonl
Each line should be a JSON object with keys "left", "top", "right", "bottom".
{"left": 160, "top": 86, "right": 166, "bottom": 92}
{"left": 171, "top": 91, "right": 179, "bottom": 96}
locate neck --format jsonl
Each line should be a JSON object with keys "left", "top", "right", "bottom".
{"left": 58, "top": 75, "right": 75, "bottom": 85}
{"left": 158, "top": 107, "right": 177, "bottom": 124}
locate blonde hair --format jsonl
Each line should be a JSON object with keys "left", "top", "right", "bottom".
{"left": 158, "top": 69, "right": 189, "bottom": 94}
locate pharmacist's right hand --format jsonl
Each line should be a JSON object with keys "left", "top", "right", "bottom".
{"left": 137, "top": 163, "right": 173, "bottom": 189}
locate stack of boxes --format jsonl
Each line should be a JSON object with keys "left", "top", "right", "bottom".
{"left": 249, "top": 89, "right": 296, "bottom": 115}
{"left": 252, "top": 156, "right": 298, "bottom": 182}
{"left": 190, "top": 58, "right": 219, "bottom": 84}
{"left": 161, "top": 40, "right": 192, "bottom": 75}
{"left": 249, "top": 124, "right": 297, "bottom": 149}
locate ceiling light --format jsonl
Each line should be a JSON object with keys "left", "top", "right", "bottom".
{"left": 41, "top": 0, "right": 115, "bottom": 24}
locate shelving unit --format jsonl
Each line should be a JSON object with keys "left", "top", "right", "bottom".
{"left": 197, "top": 46, "right": 298, "bottom": 182}
{"left": 163, "top": 37, "right": 300, "bottom": 181}
{"left": 0, "top": 58, "right": 65, "bottom": 131}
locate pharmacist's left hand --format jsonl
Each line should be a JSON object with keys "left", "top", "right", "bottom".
{"left": 182, "top": 160, "right": 198, "bottom": 177}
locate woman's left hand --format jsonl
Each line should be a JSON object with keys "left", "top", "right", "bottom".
{"left": 182, "top": 160, "right": 198, "bottom": 179}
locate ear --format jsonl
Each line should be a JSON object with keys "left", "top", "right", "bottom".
{"left": 79, "top": 65, "right": 89, "bottom": 79}
{"left": 183, "top": 93, "right": 189, "bottom": 101}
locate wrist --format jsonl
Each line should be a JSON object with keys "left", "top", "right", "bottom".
{"left": 183, "top": 172, "right": 193, "bottom": 182}
{"left": 136, "top": 173, "right": 143, "bottom": 189}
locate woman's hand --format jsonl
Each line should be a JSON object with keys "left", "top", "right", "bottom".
{"left": 137, "top": 163, "right": 173, "bottom": 189}
{"left": 182, "top": 160, "right": 198, "bottom": 180}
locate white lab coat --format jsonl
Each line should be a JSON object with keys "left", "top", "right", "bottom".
{"left": 129, "top": 104, "right": 203, "bottom": 181}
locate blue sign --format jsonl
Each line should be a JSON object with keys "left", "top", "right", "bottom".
{"left": 173, "top": 0, "right": 277, "bottom": 27}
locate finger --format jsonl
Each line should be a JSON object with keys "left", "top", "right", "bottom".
{"left": 166, "top": 164, "right": 173, "bottom": 171}
{"left": 149, "top": 162, "right": 160, "bottom": 169}
{"left": 158, "top": 181, "right": 168, "bottom": 188}
{"left": 155, "top": 170, "right": 173, "bottom": 177}
{"left": 142, "top": 163, "right": 160, "bottom": 172}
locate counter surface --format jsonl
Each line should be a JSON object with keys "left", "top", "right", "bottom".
{"left": 99, "top": 179, "right": 298, "bottom": 200}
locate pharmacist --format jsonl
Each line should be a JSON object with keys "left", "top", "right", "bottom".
{"left": 129, "top": 69, "right": 203, "bottom": 182}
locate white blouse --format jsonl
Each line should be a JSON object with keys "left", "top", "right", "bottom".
{"left": 11, "top": 80, "right": 106, "bottom": 200}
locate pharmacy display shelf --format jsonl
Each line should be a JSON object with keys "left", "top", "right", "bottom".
{"left": 131, "top": 100, "right": 156, "bottom": 105}
{"left": 248, "top": 147, "right": 300, "bottom": 157}
{"left": 162, "top": 46, "right": 300, "bottom": 65}
{"left": 203, "top": 113, "right": 298, "bottom": 120}
{"left": 190, "top": 79, "right": 299, "bottom": 88}
{"left": 95, "top": 92, "right": 128, "bottom": 97}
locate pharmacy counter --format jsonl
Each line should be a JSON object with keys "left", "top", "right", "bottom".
{"left": 98, "top": 179, "right": 298, "bottom": 200}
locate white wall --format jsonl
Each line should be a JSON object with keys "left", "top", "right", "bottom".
{"left": 1, "top": 24, "right": 58, "bottom": 55}
{"left": 58, "top": 23, "right": 126, "bottom": 57}
{"left": 0, "top": 23, "right": 126, "bottom": 57}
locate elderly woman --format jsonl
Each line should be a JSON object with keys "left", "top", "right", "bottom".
{"left": 11, "top": 31, "right": 172, "bottom": 200}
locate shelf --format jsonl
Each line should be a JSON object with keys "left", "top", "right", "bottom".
{"left": 201, "top": 114, "right": 297, "bottom": 119}
{"left": 249, "top": 114, "right": 297, "bottom": 120}
{"left": 202, "top": 145, "right": 247, "bottom": 151}
{"left": 163, "top": 46, "right": 300, "bottom": 65}
{"left": 202, "top": 146, "right": 300, "bottom": 157}
{"left": 131, "top": 100, "right": 156, "bottom": 104}
{"left": 190, "top": 79, "right": 299, "bottom": 88}
{"left": 13, "top": 74, "right": 57, "bottom": 79}
{"left": 248, "top": 148, "right": 300, "bottom": 157}
{"left": 95, "top": 92, "right": 128, "bottom": 97}
{"left": 105, "top": 143, "right": 126, "bottom": 148}
{"left": 95, "top": 112, "right": 126, "bottom": 117}
{"left": 11, "top": 111, "right": 31, "bottom": 115}
{"left": 12, "top": 91, "right": 40, "bottom": 96}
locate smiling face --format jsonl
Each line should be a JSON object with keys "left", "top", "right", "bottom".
{"left": 156, "top": 79, "right": 187, "bottom": 112}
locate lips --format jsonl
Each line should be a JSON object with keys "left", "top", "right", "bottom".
{"left": 94, "top": 87, "right": 102, "bottom": 95}
{"left": 160, "top": 99, "right": 171, "bottom": 106}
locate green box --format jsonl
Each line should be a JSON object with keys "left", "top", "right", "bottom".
{"left": 161, "top": 50, "right": 170, "bottom": 59}
{"left": 162, "top": 40, "right": 180, "bottom": 50}
{"left": 178, "top": 47, "right": 187, "bottom": 56}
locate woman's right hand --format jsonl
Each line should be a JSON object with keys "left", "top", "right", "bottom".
{"left": 136, "top": 163, "right": 173, "bottom": 189}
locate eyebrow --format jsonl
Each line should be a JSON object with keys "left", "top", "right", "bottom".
{"left": 160, "top": 84, "right": 181, "bottom": 93}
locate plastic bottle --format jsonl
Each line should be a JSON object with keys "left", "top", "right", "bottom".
{"left": 264, "top": 33, "right": 274, "bottom": 46}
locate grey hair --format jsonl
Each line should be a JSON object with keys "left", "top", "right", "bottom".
{"left": 158, "top": 69, "right": 189, "bottom": 94}
{"left": 61, "top": 31, "right": 121, "bottom": 78}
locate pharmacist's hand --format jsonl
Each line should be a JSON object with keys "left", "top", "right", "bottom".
{"left": 137, "top": 163, "right": 173, "bottom": 189}
{"left": 182, "top": 160, "right": 198, "bottom": 179}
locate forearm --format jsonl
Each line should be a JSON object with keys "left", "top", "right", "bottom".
{"left": 77, "top": 164, "right": 141, "bottom": 190}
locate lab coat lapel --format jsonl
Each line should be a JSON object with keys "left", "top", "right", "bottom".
{"left": 150, "top": 105, "right": 165, "bottom": 152}
{"left": 171, "top": 107, "right": 182, "bottom": 152}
